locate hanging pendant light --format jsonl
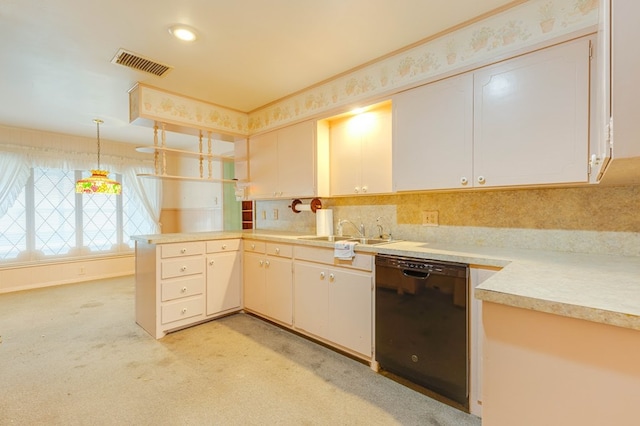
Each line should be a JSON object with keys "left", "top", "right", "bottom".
{"left": 75, "top": 119, "right": 122, "bottom": 194}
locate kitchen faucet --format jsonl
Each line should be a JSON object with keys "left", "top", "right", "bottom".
{"left": 337, "top": 219, "right": 365, "bottom": 238}
{"left": 376, "top": 216, "right": 392, "bottom": 240}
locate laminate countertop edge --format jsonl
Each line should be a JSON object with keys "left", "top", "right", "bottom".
{"left": 131, "top": 230, "right": 640, "bottom": 331}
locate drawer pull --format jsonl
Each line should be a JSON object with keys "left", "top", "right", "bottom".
{"left": 180, "top": 266, "right": 187, "bottom": 272}
{"left": 265, "top": 260, "right": 270, "bottom": 267}
{"left": 259, "top": 260, "right": 264, "bottom": 266}
{"left": 320, "top": 272, "right": 325, "bottom": 279}
{"left": 209, "top": 260, "right": 214, "bottom": 266}
{"left": 329, "top": 273, "right": 335, "bottom": 282}
{"left": 222, "top": 244, "right": 227, "bottom": 250}
{"left": 181, "top": 287, "right": 187, "bottom": 293}
{"left": 251, "top": 244, "right": 256, "bottom": 250}
{"left": 181, "top": 308, "right": 187, "bottom": 314}
{"left": 275, "top": 248, "right": 280, "bottom": 254}
{"left": 180, "top": 248, "right": 187, "bottom": 254}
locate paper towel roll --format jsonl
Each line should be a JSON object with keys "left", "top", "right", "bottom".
{"left": 296, "top": 203, "right": 312, "bottom": 212}
{"left": 316, "top": 209, "right": 334, "bottom": 236}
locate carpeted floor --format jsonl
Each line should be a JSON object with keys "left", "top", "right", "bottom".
{"left": 0, "top": 276, "right": 481, "bottom": 425}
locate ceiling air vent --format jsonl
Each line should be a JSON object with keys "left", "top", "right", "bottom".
{"left": 111, "top": 49, "right": 173, "bottom": 77}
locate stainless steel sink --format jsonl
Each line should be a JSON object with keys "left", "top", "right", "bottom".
{"left": 351, "top": 237, "right": 392, "bottom": 245}
{"left": 298, "top": 235, "right": 393, "bottom": 245}
{"left": 298, "top": 235, "right": 343, "bottom": 242}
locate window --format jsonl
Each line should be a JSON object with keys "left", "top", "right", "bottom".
{"left": 0, "top": 167, "right": 155, "bottom": 262}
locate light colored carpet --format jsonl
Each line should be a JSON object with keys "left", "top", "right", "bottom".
{"left": 0, "top": 276, "right": 481, "bottom": 425}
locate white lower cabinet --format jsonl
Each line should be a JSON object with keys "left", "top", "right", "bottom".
{"left": 135, "top": 238, "right": 242, "bottom": 339}
{"left": 206, "top": 239, "right": 242, "bottom": 316}
{"left": 243, "top": 241, "right": 293, "bottom": 326}
{"left": 293, "top": 248, "right": 373, "bottom": 359}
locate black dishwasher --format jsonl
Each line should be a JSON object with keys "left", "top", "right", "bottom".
{"left": 375, "top": 254, "right": 469, "bottom": 408}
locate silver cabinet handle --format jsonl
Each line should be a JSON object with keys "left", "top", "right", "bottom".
{"left": 361, "top": 186, "right": 368, "bottom": 193}
{"left": 275, "top": 247, "right": 280, "bottom": 254}
{"left": 477, "top": 176, "right": 486, "bottom": 184}
{"left": 460, "top": 177, "right": 468, "bottom": 185}
{"left": 320, "top": 272, "right": 325, "bottom": 279}
{"left": 354, "top": 187, "right": 360, "bottom": 193}
{"left": 329, "top": 273, "right": 335, "bottom": 281}
{"left": 259, "top": 260, "right": 264, "bottom": 266}
{"left": 265, "top": 260, "right": 270, "bottom": 267}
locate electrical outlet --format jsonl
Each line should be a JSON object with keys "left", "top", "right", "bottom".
{"left": 422, "top": 210, "right": 439, "bottom": 226}
{"left": 272, "top": 209, "right": 279, "bottom": 220}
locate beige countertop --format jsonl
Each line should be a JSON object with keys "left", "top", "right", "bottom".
{"left": 132, "top": 230, "right": 640, "bottom": 331}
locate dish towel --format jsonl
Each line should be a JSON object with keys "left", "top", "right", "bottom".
{"left": 334, "top": 240, "right": 358, "bottom": 260}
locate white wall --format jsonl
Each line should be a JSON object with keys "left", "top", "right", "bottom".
{"left": 0, "top": 255, "right": 134, "bottom": 294}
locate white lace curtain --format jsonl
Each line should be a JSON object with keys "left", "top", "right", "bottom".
{"left": 0, "top": 152, "right": 31, "bottom": 218}
{"left": 0, "top": 143, "right": 162, "bottom": 233}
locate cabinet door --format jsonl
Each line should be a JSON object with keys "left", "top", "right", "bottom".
{"left": 329, "top": 107, "right": 393, "bottom": 196}
{"left": 206, "top": 251, "right": 241, "bottom": 315}
{"left": 248, "top": 131, "right": 279, "bottom": 198}
{"left": 243, "top": 251, "right": 266, "bottom": 314}
{"left": 473, "top": 38, "right": 590, "bottom": 187}
{"left": 293, "top": 262, "right": 328, "bottom": 338}
{"left": 393, "top": 74, "right": 474, "bottom": 190}
{"left": 277, "top": 120, "right": 316, "bottom": 198}
{"left": 264, "top": 256, "right": 293, "bottom": 325}
{"left": 329, "top": 117, "right": 362, "bottom": 196}
{"left": 328, "top": 268, "right": 372, "bottom": 356}
{"left": 361, "top": 106, "right": 393, "bottom": 194}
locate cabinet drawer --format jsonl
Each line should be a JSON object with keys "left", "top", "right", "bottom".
{"left": 206, "top": 239, "right": 241, "bottom": 253}
{"left": 161, "top": 242, "right": 205, "bottom": 258}
{"left": 161, "top": 276, "right": 204, "bottom": 302}
{"left": 266, "top": 243, "right": 293, "bottom": 258}
{"left": 161, "top": 257, "right": 204, "bottom": 279}
{"left": 161, "top": 296, "right": 204, "bottom": 324}
{"left": 294, "top": 245, "right": 373, "bottom": 272}
{"left": 244, "top": 240, "right": 266, "bottom": 253}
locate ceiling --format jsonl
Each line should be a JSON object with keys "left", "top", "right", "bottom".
{"left": 0, "top": 0, "right": 515, "bottom": 145}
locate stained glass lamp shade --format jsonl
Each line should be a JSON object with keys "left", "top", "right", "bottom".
{"left": 76, "top": 119, "right": 122, "bottom": 195}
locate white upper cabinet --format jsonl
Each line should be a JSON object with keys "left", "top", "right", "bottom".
{"left": 473, "top": 37, "right": 590, "bottom": 188}
{"left": 393, "top": 73, "right": 473, "bottom": 191}
{"left": 593, "top": 0, "right": 640, "bottom": 184}
{"left": 248, "top": 120, "right": 316, "bottom": 199}
{"left": 393, "top": 37, "right": 591, "bottom": 191}
{"left": 329, "top": 102, "right": 392, "bottom": 196}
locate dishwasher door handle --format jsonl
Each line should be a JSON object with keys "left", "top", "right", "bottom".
{"left": 401, "top": 269, "right": 430, "bottom": 280}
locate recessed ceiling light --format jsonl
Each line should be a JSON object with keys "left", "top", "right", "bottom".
{"left": 168, "top": 25, "right": 198, "bottom": 42}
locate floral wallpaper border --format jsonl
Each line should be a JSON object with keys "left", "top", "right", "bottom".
{"left": 129, "top": 84, "right": 249, "bottom": 136}
{"left": 130, "top": 0, "right": 598, "bottom": 137}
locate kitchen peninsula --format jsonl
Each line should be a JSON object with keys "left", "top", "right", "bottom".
{"left": 133, "top": 229, "right": 640, "bottom": 422}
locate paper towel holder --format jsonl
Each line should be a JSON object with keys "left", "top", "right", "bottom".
{"left": 290, "top": 198, "right": 322, "bottom": 213}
